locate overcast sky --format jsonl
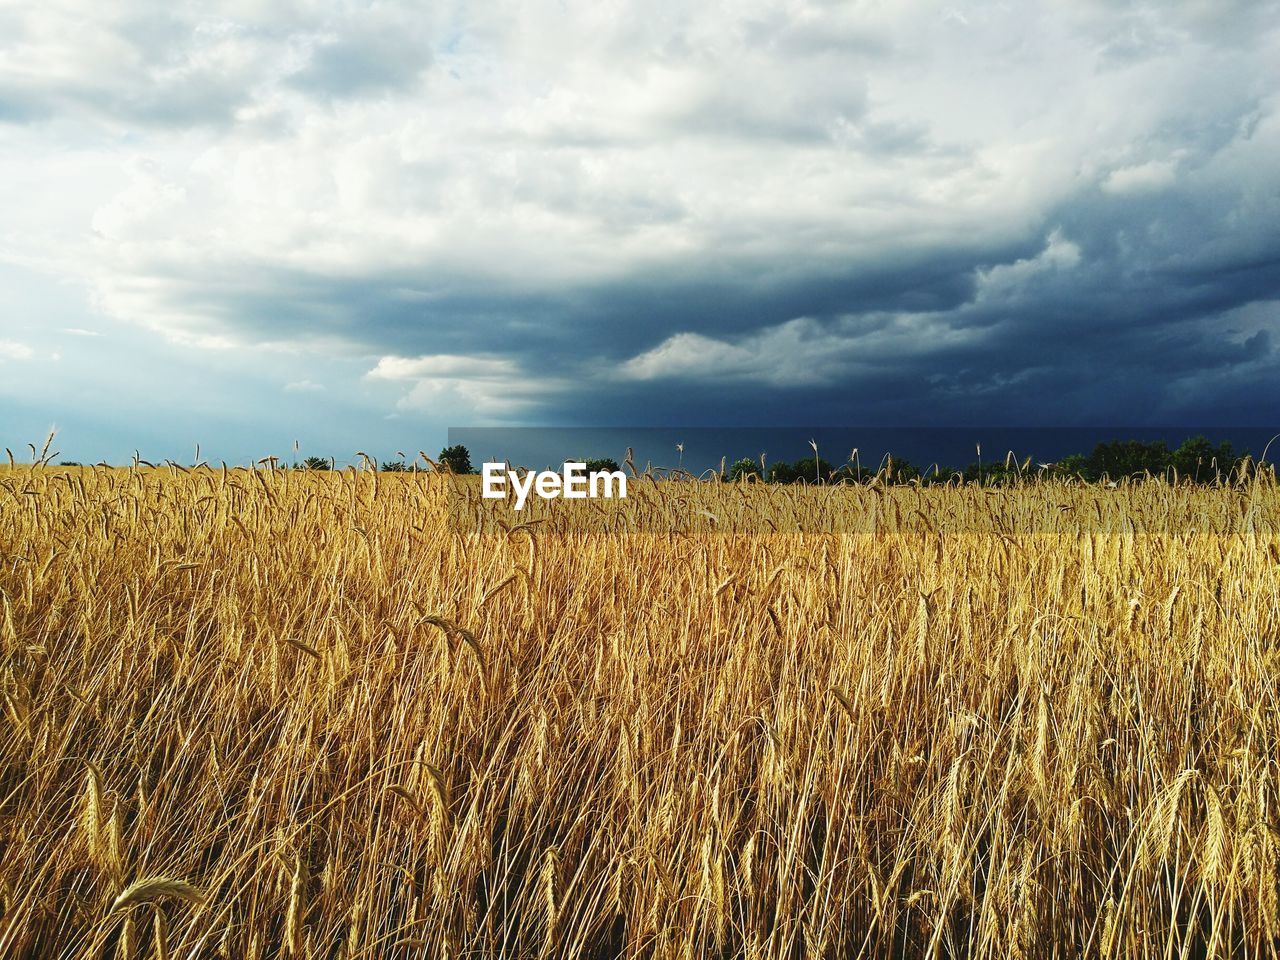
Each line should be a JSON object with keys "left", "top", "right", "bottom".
{"left": 1, "top": 0, "right": 1278, "bottom": 463}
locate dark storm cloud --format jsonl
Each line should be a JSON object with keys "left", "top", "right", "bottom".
{"left": 108, "top": 232, "right": 1021, "bottom": 362}
{"left": 96, "top": 139, "right": 1280, "bottom": 426}
{"left": 593, "top": 159, "right": 1280, "bottom": 427}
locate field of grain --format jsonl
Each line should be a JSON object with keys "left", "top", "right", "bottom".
{"left": 1, "top": 465, "right": 1279, "bottom": 959}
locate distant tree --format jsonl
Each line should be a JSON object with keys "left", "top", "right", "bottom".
{"left": 380, "top": 460, "right": 409, "bottom": 472}
{"left": 1054, "top": 453, "right": 1092, "bottom": 480}
{"left": 832, "top": 463, "right": 876, "bottom": 483}
{"left": 919, "top": 466, "right": 958, "bottom": 486}
{"left": 962, "top": 460, "right": 1018, "bottom": 486}
{"left": 583, "top": 457, "right": 621, "bottom": 473}
{"left": 58, "top": 460, "right": 81, "bottom": 467}
{"left": 438, "top": 444, "right": 474, "bottom": 474}
{"left": 790, "top": 456, "right": 835, "bottom": 483}
{"left": 763, "top": 456, "right": 838, "bottom": 483}
{"left": 1171, "top": 435, "right": 1237, "bottom": 482}
{"left": 883, "top": 456, "right": 920, "bottom": 484}
{"left": 728, "top": 457, "right": 762, "bottom": 481}
{"left": 767, "top": 460, "right": 799, "bottom": 484}
{"left": 1087, "top": 440, "right": 1170, "bottom": 479}
{"left": 301, "top": 456, "right": 332, "bottom": 470}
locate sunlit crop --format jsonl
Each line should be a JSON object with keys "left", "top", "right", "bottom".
{"left": 2, "top": 465, "right": 1278, "bottom": 958}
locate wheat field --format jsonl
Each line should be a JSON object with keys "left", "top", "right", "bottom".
{"left": 1, "top": 465, "right": 1279, "bottom": 959}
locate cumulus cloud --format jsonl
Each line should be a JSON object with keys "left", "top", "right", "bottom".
{"left": 0, "top": 1, "right": 440, "bottom": 128}
{"left": 0, "top": 340, "right": 35, "bottom": 361}
{"left": 366, "top": 353, "right": 555, "bottom": 419}
{"left": 973, "top": 231, "right": 1082, "bottom": 302}
{"left": 287, "top": 23, "right": 435, "bottom": 100}
{"left": 621, "top": 317, "right": 906, "bottom": 387}
{"left": 1102, "top": 158, "right": 1181, "bottom": 194}
{"left": 367, "top": 355, "right": 521, "bottom": 381}
{"left": 3, "top": 0, "right": 1280, "bottom": 429}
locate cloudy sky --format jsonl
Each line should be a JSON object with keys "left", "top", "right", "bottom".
{"left": 1, "top": 0, "right": 1278, "bottom": 463}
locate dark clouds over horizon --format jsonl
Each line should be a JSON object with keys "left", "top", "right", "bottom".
{"left": 1, "top": 0, "right": 1279, "bottom": 462}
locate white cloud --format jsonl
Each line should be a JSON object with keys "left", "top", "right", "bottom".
{"left": 0, "top": 1, "right": 439, "bottom": 128}
{"left": 367, "top": 355, "right": 520, "bottom": 381}
{"left": 975, "top": 230, "right": 1082, "bottom": 300}
{"left": 390, "top": 378, "right": 531, "bottom": 418}
{"left": 1103, "top": 158, "right": 1180, "bottom": 194}
{"left": 0, "top": 340, "right": 35, "bottom": 361}
{"left": 366, "top": 353, "right": 552, "bottom": 419}
{"left": 621, "top": 332, "right": 767, "bottom": 383}
{"left": 621, "top": 313, "right": 983, "bottom": 386}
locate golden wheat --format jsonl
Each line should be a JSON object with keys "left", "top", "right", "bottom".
{"left": 0, "top": 465, "right": 1277, "bottom": 958}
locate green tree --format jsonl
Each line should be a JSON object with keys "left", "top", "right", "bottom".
{"left": 438, "top": 444, "right": 474, "bottom": 474}
{"left": 832, "top": 463, "right": 877, "bottom": 483}
{"left": 1171, "top": 435, "right": 1236, "bottom": 482}
{"left": 962, "top": 460, "right": 1017, "bottom": 486}
{"left": 767, "top": 460, "right": 799, "bottom": 484}
{"left": 790, "top": 456, "right": 834, "bottom": 483}
{"left": 1054, "top": 453, "right": 1092, "bottom": 480}
{"left": 380, "top": 460, "right": 409, "bottom": 472}
{"left": 301, "top": 456, "right": 331, "bottom": 470}
{"left": 884, "top": 456, "right": 920, "bottom": 484}
{"left": 1086, "top": 440, "right": 1170, "bottom": 479}
{"left": 919, "top": 466, "right": 958, "bottom": 486}
{"left": 583, "top": 457, "right": 621, "bottom": 474}
{"left": 728, "top": 457, "right": 762, "bottom": 481}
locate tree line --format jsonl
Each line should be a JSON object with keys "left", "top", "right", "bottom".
{"left": 284, "top": 435, "right": 1260, "bottom": 486}
{"left": 723, "top": 435, "right": 1251, "bottom": 485}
